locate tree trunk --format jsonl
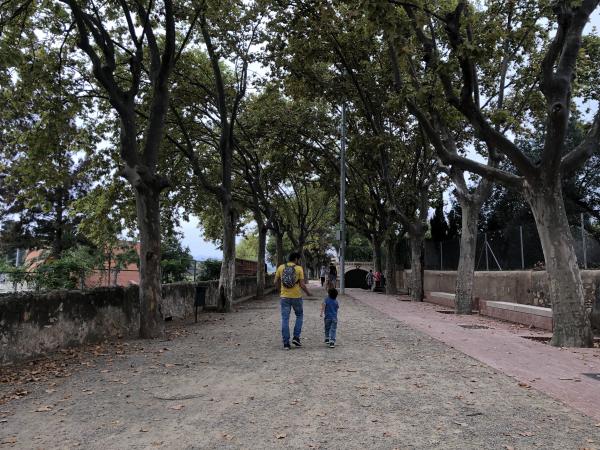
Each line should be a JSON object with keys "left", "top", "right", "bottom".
{"left": 275, "top": 231, "right": 285, "bottom": 267}
{"left": 373, "top": 236, "right": 383, "bottom": 272}
{"left": 409, "top": 231, "right": 425, "bottom": 302}
{"left": 455, "top": 201, "right": 479, "bottom": 314}
{"left": 385, "top": 238, "right": 397, "bottom": 295}
{"left": 218, "top": 202, "right": 236, "bottom": 313}
{"left": 525, "top": 183, "right": 592, "bottom": 347}
{"left": 51, "top": 192, "right": 64, "bottom": 258}
{"left": 135, "top": 185, "right": 165, "bottom": 339}
{"left": 256, "top": 224, "right": 267, "bottom": 299}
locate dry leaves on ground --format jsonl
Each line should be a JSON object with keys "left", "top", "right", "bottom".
{"left": 34, "top": 405, "right": 53, "bottom": 412}
{"left": 275, "top": 433, "right": 287, "bottom": 439}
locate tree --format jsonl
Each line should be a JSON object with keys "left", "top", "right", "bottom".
{"left": 56, "top": 0, "right": 181, "bottom": 338}
{"left": 236, "top": 232, "right": 259, "bottom": 261}
{"left": 166, "top": 1, "right": 263, "bottom": 312}
{"left": 380, "top": 0, "right": 599, "bottom": 346}
{"left": 161, "top": 236, "right": 193, "bottom": 284}
{"left": 266, "top": 1, "right": 443, "bottom": 297}
{"left": 0, "top": 14, "right": 99, "bottom": 257}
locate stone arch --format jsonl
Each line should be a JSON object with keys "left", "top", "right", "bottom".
{"left": 345, "top": 268, "right": 368, "bottom": 289}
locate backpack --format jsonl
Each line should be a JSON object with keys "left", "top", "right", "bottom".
{"left": 281, "top": 264, "right": 298, "bottom": 288}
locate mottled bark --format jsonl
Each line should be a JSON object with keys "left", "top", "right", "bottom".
{"left": 218, "top": 203, "right": 236, "bottom": 313}
{"left": 136, "top": 183, "right": 164, "bottom": 338}
{"left": 256, "top": 224, "right": 267, "bottom": 299}
{"left": 385, "top": 238, "right": 397, "bottom": 295}
{"left": 409, "top": 231, "right": 425, "bottom": 302}
{"left": 373, "top": 236, "right": 383, "bottom": 272}
{"left": 525, "top": 183, "right": 592, "bottom": 347}
{"left": 275, "top": 231, "right": 285, "bottom": 267}
{"left": 455, "top": 201, "right": 479, "bottom": 314}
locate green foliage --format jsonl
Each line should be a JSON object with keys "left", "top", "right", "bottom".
{"left": 14, "top": 246, "right": 100, "bottom": 290}
{"left": 160, "top": 236, "right": 194, "bottom": 283}
{"left": 197, "top": 258, "right": 222, "bottom": 281}
{"left": 236, "top": 232, "right": 259, "bottom": 261}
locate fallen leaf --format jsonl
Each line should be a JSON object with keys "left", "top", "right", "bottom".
{"left": 276, "top": 433, "right": 287, "bottom": 439}
{"left": 519, "top": 431, "right": 534, "bottom": 437}
{"left": 35, "top": 405, "right": 53, "bottom": 412}
{"left": 518, "top": 382, "right": 531, "bottom": 388}
{"left": 1, "top": 437, "right": 17, "bottom": 444}
{"left": 383, "top": 432, "right": 392, "bottom": 437}
{"left": 169, "top": 404, "right": 185, "bottom": 411}
{"left": 140, "top": 428, "right": 149, "bottom": 432}
{"left": 222, "top": 434, "right": 234, "bottom": 441}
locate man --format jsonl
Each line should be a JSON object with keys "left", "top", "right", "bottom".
{"left": 319, "top": 265, "right": 327, "bottom": 287}
{"left": 274, "top": 252, "right": 312, "bottom": 350}
{"left": 366, "top": 269, "right": 374, "bottom": 290}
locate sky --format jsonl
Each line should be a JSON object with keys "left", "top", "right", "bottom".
{"left": 178, "top": 8, "right": 600, "bottom": 261}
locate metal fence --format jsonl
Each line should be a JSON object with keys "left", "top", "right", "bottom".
{"left": 403, "top": 219, "right": 600, "bottom": 271}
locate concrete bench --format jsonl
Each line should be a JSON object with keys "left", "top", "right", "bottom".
{"left": 481, "top": 301, "right": 552, "bottom": 330}
{"left": 427, "top": 292, "right": 456, "bottom": 308}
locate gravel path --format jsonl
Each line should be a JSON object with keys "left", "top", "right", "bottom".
{"left": 2, "top": 289, "right": 600, "bottom": 449}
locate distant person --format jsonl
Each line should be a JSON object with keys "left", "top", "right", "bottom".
{"left": 274, "top": 252, "right": 312, "bottom": 350}
{"left": 320, "top": 288, "right": 339, "bottom": 348}
{"left": 328, "top": 263, "right": 337, "bottom": 288}
{"left": 320, "top": 265, "right": 327, "bottom": 287}
{"left": 366, "top": 269, "right": 374, "bottom": 290}
{"left": 373, "top": 271, "right": 382, "bottom": 291}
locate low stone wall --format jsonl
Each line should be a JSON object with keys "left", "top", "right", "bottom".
{"left": 398, "top": 269, "right": 600, "bottom": 308}
{"left": 0, "top": 286, "right": 140, "bottom": 365}
{"left": 399, "top": 269, "right": 600, "bottom": 330}
{"left": 0, "top": 275, "right": 274, "bottom": 365}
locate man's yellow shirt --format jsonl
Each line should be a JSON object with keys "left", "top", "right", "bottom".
{"left": 275, "top": 262, "right": 304, "bottom": 298}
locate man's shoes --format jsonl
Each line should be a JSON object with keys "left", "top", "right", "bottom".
{"left": 283, "top": 343, "right": 291, "bottom": 350}
{"left": 292, "top": 337, "right": 302, "bottom": 347}
{"left": 329, "top": 341, "right": 335, "bottom": 348}
{"left": 324, "top": 339, "right": 329, "bottom": 344}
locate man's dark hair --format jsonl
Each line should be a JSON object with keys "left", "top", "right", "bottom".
{"left": 328, "top": 288, "right": 338, "bottom": 299}
{"left": 288, "top": 252, "right": 301, "bottom": 262}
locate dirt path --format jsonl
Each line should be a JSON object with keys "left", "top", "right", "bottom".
{"left": 2, "top": 289, "right": 600, "bottom": 449}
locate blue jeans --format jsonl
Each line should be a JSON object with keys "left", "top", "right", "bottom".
{"left": 280, "top": 298, "right": 303, "bottom": 345}
{"left": 324, "top": 318, "right": 338, "bottom": 342}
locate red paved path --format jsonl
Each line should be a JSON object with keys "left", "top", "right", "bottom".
{"left": 346, "top": 288, "right": 600, "bottom": 422}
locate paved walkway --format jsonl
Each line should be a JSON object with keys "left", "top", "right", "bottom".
{"left": 1, "top": 287, "right": 600, "bottom": 449}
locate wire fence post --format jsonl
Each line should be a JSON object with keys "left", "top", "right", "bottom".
{"left": 440, "top": 241, "right": 443, "bottom": 271}
{"left": 582, "top": 213, "right": 588, "bottom": 269}
{"left": 519, "top": 226, "right": 525, "bottom": 270}
{"left": 484, "top": 233, "right": 489, "bottom": 271}
{"left": 193, "top": 262, "right": 197, "bottom": 283}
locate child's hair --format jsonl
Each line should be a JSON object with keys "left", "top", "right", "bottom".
{"left": 328, "top": 288, "right": 338, "bottom": 299}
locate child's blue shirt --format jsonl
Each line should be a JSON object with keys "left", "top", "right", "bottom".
{"left": 323, "top": 297, "right": 339, "bottom": 320}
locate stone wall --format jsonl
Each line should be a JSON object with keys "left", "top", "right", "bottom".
{"left": 397, "top": 269, "right": 600, "bottom": 307}
{"left": 0, "top": 275, "right": 274, "bottom": 365}
{"left": 0, "top": 286, "right": 140, "bottom": 365}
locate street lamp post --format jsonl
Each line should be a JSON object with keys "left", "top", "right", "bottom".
{"left": 340, "top": 102, "right": 347, "bottom": 294}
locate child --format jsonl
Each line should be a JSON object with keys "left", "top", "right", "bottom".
{"left": 320, "top": 288, "right": 339, "bottom": 348}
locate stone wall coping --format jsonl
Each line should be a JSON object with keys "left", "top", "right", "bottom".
{"left": 485, "top": 301, "right": 553, "bottom": 317}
